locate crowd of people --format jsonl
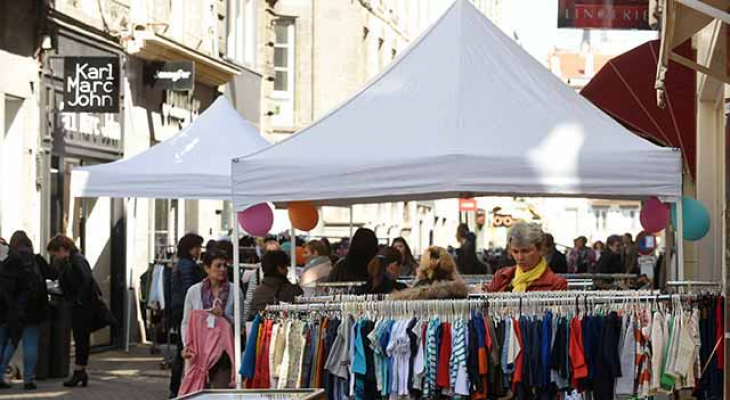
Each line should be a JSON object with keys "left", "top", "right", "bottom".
{"left": 0, "top": 223, "right": 643, "bottom": 396}
{"left": 484, "top": 232, "right": 641, "bottom": 276}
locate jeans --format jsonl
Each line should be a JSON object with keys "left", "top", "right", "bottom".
{"left": 0, "top": 324, "right": 42, "bottom": 383}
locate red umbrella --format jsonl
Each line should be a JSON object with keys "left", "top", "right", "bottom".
{"left": 581, "top": 40, "right": 696, "bottom": 179}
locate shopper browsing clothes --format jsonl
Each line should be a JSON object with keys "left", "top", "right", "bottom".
{"left": 47, "top": 235, "right": 113, "bottom": 388}
{"left": 595, "top": 234, "right": 624, "bottom": 274}
{"left": 328, "top": 228, "right": 379, "bottom": 282}
{"left": 487, "top": 222, "right": 567, "bottom": 292}
{"left": 391, "top": 237, "right": 418, "bottom": 277}
{"left": 393, "top": 246, "right": 469, "bottom": 299}
{"left": 455, "top": 224, "right": 488, "bottom": 274}
{"left": 542, "top": 233, "right": 568, "bottom": 273}
{"left": 169, "top": 233, "right": 205, "bottom": 398}
{"left": 0, "top": 231, "right": 55, "bottom": 390}
{"left": 354, "top": 247, "right": 407, "bottom": 295}
{"left": 178, "top": 249, "right": 241, "bottom": 393}
{"left": 567, "top": 236, "right": 596, "bottom": 273}
{"left": 250, "top": 250, "right": 303, "bottom": 316}
{"left": 299, "top": 240, "right": 333, "bottom": 296}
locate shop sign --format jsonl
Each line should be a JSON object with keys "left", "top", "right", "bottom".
{"left": 492, "top": 214, "right": 514, "bottom": 228}
{"left": 60, "top": 112, "right": 121, "bottom": 147}
{"left": 459, "top": 198, "right": 478, "bottom": 212}
{"left": 636, "top": 231, "right": 657, "bottom": 256}
{"left": 145, "top": 61, "right": 195, "bottom": 91}
{"left": 63, "top": 57, "right": 120, "bottom": 113}
{"left": 558, "top": 0, "right": 650, "bottom": 30}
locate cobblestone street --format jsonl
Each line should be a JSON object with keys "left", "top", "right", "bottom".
{"left": 0, "top": 346, "right": 170, "bottom": 400}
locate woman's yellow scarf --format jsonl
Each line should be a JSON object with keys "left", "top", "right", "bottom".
{"left": 511, "top": 258, "right": 547, "bottom": 292}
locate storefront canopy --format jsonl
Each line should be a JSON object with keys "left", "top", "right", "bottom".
{"left": 581, "top": 40, "right": 696, "bottom": 179}
{"left": 72, "top": 96, "right": 269, "bottom": 200}
{"left": 231, "top": 0, "right": 682, "bottom": 211}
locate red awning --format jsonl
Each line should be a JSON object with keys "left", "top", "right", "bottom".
{"left": 581, "top": 40, "right": 697, "bottom": 179}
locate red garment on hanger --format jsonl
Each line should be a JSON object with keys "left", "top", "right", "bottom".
{"left": 569, "top": 316, "right": 588, "bottom": 388}
{"left": 179, "top": 310, "right": 236, "bottom": 396}
{"left": 437, "top": 322, "right": 452, "bottom": 388}
{"left": 252, "top": 320, "right": 272, "bottom": 388}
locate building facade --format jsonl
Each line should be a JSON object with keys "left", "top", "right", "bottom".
{"left": 0, "top": 0, "right": 262, "bottom": 347}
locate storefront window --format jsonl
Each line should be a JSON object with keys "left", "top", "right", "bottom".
{"left": 272, "top": 18, "right": 295, "bottom": 127}
{"left": 221, "top": 200, "right": 233, "bottom": 237}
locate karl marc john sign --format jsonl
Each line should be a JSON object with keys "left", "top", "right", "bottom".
{"left": 64, "top": 57, "right": 120, "bottom": 113}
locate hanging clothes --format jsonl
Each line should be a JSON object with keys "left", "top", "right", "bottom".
{"left": 250, "top": 294, "right": 723, "bottom": 400}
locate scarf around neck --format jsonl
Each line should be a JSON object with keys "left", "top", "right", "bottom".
{"left": 201, "top": 278, "right": 229, "bottom": 310}
{"left": 511, "top": 257, "right": 547, "bottom": 292}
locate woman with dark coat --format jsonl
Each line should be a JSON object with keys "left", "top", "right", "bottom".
{"left": 328, "top": 228, "right": 379, "bottom": 282}
{"left": 250, "top": 251, "right": 303, "bottom": 316}
{"left": 46, "top": 235, "right": 99, "bottom": 388}
{"left": 0, "top": 231, "right": 55, "bottom": 390}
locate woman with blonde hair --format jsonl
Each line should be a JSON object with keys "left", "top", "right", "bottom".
{"left": 392, "top": 246, "right": 468, "bottom": 300}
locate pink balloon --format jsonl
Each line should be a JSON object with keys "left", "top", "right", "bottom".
{"left": 237, "top": 203, "right": 274, "bottom": 237}
{"left": 640, "top": 196, "right": 670, "bottom": 233}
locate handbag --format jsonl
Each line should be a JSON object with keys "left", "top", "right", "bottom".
{"left": 87, "top": 282, "right": 116, "bottom": 333}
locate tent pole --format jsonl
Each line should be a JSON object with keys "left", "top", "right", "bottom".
{"left": 291, "top": 226, "right": 297, "bottom": 282}
{"left": 349, "top": 205, "right": 354, "bottom": 240}
{"left": 124, "top": 197, "right": 133, "bottom": 353}
{"left": 231, "top": 206, "right": 242, "bottom": 389}
{"left": 677, "top": 197, "right": 685, "bottom": 282}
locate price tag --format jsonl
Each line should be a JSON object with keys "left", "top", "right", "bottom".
{"left": 207, "top": 314, "right": 216, "bottom": 329}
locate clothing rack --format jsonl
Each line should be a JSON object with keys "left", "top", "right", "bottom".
{"left": 265, "top": 290, "right": 686, "bottom": 316}
{"left": 313, "top": 281, "right": 367, "bottom": 287}
{"left": 667, "top": 280, "right": 722, "bottom": 288}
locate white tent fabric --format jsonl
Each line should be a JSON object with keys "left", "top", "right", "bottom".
{"left": 72, "top": 97, "right": 269, "bottom": 200}
{"left": 231, "top": 0, "right": 681, "bottom": 211}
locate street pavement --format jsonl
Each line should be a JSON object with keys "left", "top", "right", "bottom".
{"left": 0, "top": 345, "right": 171, "bottom": 400}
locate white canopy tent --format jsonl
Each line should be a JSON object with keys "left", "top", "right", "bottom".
{"left": 231, "top": 0, "right": 681, "bottom": 207}
{"left": 229, "top": 0, "right": 683, "bottom": 387}
{"left": 71, "top": 96, "right": 269, "bottom": 200}
{"left": 70, "top": 96, "right": 269, "bottom": 384}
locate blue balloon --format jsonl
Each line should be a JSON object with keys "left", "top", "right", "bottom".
{"left": 670, "top": 196, "right": 710, "bottom": 241}
{"left": 281, "top": 241, "right": 292, "bottom": 253}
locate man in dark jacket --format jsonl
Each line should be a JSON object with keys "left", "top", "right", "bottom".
{"left": 595, "top": 235, "right": 624, "bottom": 274}
{"left": 455, "top": 224, "right": 488, "bottom": 275}
{"left": 250, "top": 250, "right": 303, "bottom": 317}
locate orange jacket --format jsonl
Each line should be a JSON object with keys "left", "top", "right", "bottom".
{"left": 487, "top": 266, "right": 567, "bottom": 292}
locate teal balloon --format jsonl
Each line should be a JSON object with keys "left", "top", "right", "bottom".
{"left": 281, "top": 241, "right": 292, "bottom": 253}
{"left": 670, "top": 196, "right": 711, "bottom": 241}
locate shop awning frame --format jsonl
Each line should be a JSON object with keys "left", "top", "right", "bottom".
{"left": 656, "top": 0, "right": 729, "bottom": 106}
{"left": 126, "top": 30, "right": 242, "bottom": 87}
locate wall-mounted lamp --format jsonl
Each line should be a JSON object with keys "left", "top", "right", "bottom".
{"left": 41, "top": 34, "right": 53, "bottom": 50}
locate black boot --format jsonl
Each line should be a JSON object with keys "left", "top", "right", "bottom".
{"left": 63, "top": 370, "right": 88, "bottom": 387}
